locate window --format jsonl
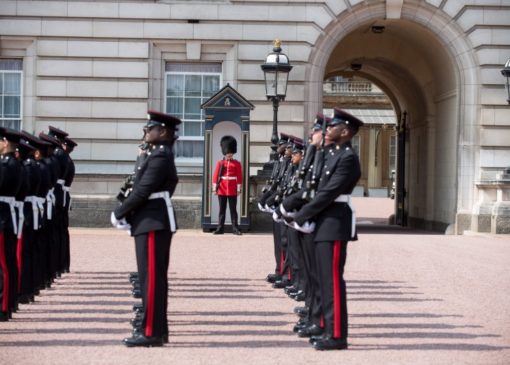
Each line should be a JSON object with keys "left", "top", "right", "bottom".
{"left": 389, "top": 135, "right": 396, "bottom": 177}
{"left": 0, "top": 59, "right": 22, "bottom": 130}
{"left": 352, "top": 135, "right": 360, "bottom": 157}
{"left": 165, "top": 63, "right": 222, "bottom": 159}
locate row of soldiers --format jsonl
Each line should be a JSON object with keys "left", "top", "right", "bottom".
{"left": 258, "top": 107, "right": 363, "bottom": 350}
{"left": 0, "top": 126, "right": 77, "bottom": 321}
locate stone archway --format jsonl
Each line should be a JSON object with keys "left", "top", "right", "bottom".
{"left": 304, "top": 2, "right": 479, "bottom": 232}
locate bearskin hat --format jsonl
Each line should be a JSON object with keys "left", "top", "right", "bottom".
{"left": 220, "top": 135, "right": 237, "bottom": 155}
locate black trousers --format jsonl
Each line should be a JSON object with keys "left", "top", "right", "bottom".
{"left": 286, "top": 228, "right": 304, "bottom": 288}
{"left": 272, "top": 220, "right": 282, "bottom": 275}
{"left": 301, "top": 232, "right": 322, "bottom": 326}
{"left": 315, "top": 240, "right": 348, "bottom": 339}
{"left": 134, "top": 230, "right": 172, "bottom": 338}
{"left": 0, "top": 230, "right": 10, "bottom": 314}
{"left": 217, "top": 195, "right": 238, "bottom": 229}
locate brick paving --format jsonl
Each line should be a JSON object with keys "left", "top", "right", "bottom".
{"left": 1, "top": 199, "right": 509, "bottom": 364}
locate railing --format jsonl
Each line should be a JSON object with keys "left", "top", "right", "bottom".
{"left": 323, "top": 81, "right": 384, "bottom": 96}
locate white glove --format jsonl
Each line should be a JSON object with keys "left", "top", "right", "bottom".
{"left": 111, "top": 211, "right": 119, "bottom": 227}
{"left": 258, "top": 203, "right": 265, "bottom": 212}
{"left": 111, "top": 212, "right": 131, "bottom": 230}
{"left": 264, "top": 204, "right": 274, "bottom": 214}
{"left": 280, "top": 204, "right": 296, "bottom": 218}
{"left": 272, "top": 211, "right": 282, "bottom": 223}
{"left": 288, "top": 220, "right": 316, "bottom": 234}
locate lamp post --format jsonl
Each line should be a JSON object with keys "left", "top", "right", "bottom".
{"left": 261, "top": 39, "right": 292, "bottom": 160}
{"left": 501, "top": 58, "right": 510, "bottom": 104}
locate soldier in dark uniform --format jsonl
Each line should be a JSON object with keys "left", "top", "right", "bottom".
{"left": 61, "top": 136, "right": 77, "bottom": 273}
{"left": 289, "top": 108, "right": 363, "bottom": 350}
{"left": 275, "top": 113, "right": 332, "bottom": 337}
{"left": 20, "top": 132, "right": 51, "bottom": 300}
{"left": 31, "top": 135, "right": 53, "bottom": 296}
{"left": 46, "top": 126, "right": 71, "bottom": 275}
{"left": 112, "top": 110, "right": 180, "bottom": 347}
{"left": 15, "top": 134, "right": 40, "bottom": 304}
{"left": 0, "top": 128, "right": 23, "bottom": 320}
{"left": 259, "top": 134, "right": 290, "bottom": 284}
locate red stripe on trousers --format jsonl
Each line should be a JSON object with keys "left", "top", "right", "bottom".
{"left": 0, "top": 232, "right": 9, "bottom": 312}
{"left": 16, "top": 235, "right": 23, "bottom": 293}
{"left": 332, "top": 240, "right": 341, "bottom": 338}
{"left": 145, "top": 231, "right": 156, "bottom": 337}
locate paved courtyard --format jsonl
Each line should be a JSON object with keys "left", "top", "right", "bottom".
{"left": 1, "top": 198, "right": 509, "bottom": 364}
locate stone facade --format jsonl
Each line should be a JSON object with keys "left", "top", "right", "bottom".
{"left": 0, "top": 0, "right": 509, "bottom": 233}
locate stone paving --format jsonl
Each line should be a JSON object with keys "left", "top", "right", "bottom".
{"left": 1, "top": 199, "right": 509, "bottom": 364}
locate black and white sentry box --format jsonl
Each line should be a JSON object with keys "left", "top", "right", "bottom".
{"left": 200, "top": 84, "right": 254, "bottom": 232}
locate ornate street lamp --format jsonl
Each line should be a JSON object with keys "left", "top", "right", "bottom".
{"left": 501, "top": 58, "right": 510, "bottom": 104}
{"left": 261, "top": 39, "right": 292, "bottom": 159}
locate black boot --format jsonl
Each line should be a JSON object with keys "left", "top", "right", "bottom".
{"left": 232, "top": 226, "right": 242, "bottom": 235}
{"left": 213, "top": 226, "right": 224, "bottom": 235}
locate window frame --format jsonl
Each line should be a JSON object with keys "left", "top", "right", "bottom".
{"left": 0, "top": 66, "right": 23, "bottom": 131}
{"left": 164, "top": 67, "right": 222, "bottom": 163}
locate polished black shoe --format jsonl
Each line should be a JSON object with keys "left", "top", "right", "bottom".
{"left": 232, "top": 227, "right": 242, "bottom": 235}
{"left": 133, "top": 328, "right": 169, "bottom": 344}
{"left": 266, "top": 273, "right": 281, "bottom": 283}
{"left": 291, "top": 291, "right": 306, "bottom": 302}
{"left": 293, "top": 306, "right": 309, "bottom": 316}
{"left": 313, "top": 337, "right": 348, "bottom": 351}
{"left": 132, "top": 289, "right": 142, "bottom": 299}
{"left": 123, "top": 333, "right": 163, "bottom": 347}
{"left": 284, "top": 285, "right": 298, "bottom": 295}
{"left": 213, "top": 227, "right": 224, "bottom": 235}
{"left": 309, "top": 334, "right": 327, "bottom": 344}
{"left": 292, "top": 320, "right": 309, "bottom": 333}
{"left": 298, "top": 324, "right": 323, "bottom": 338}
{"left": 272, "top": 280, "right": 291, "bottom": 289}
{"left": 0, "top": 312, "right": 8, "bottom": 322}
{"left": 132, "top": 303, "right": 143, "bottom": 312}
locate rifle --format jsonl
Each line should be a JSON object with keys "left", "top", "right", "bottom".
{"left": 216, "top": 158, "right": 224, "bottom": 186}
{"left": 302, "top": 119, "right": 327, "bottom": 201}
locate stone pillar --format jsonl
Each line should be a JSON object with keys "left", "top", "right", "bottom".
{"left": 491, "top": 168, "right": 510, "bottom": 234}
{"left": 472, "top": 167, "right": 510, "bottom": 234}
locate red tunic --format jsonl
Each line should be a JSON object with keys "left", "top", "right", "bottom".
{"left": 212, "top": 158, "right": 243, "bottom": 196}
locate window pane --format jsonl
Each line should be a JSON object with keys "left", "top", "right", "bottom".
{"left": 184, "top": 98, "right": 201, "bottom": 120}
{"left": 203, "top": 75, "right": 220, "bottom": 97}
{"left": 4, "top": 73, "right": 21, "bottom": 94}
{"left": 185, "top": 75, "right": 201, "bottom": 97}
{"left": 1, "top": 119, "right": 20, "bottom": 130}
{"left": 174, "top": 140, "right": 204, "bottom": 158}
{"left": 0, "top": 74, "right": 3, "bottom": 94}
{"left": 167, "top": 74, "right": 184, "bottom": 96}
{"left": 184, "top": 121, "right": 202, "bottom": 136}
{"left": 4, "top": 96, "right": 20, "bottom": 117}
{"left": 167, "top": 97, "right": 183, "bottom": 117}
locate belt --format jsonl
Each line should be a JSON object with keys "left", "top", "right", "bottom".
{"left": 148, "top": 191, "right": 176, "bottom": 233}
{"left": 220, "top": 176, "right": 237, "bottom": 180}
{"left": 62, "top": 185, "right": 70, "bottom": 208}
{"left": 0, "top": 196, "right": 17, "bottom": 235}
{"left": 24, "top": 196, "right": 42, "bottom": 230}
{"left": 334, "top": 194, "right": 356, "bottom": 238}
{"left": 46, "top": 188, "right": 56, "bottom": 220}
{"left": 13, "top": 201, "right": 25, "bottom": 239}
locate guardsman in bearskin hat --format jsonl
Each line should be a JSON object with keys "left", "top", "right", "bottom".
{"left": 211, "top": 135, "right": 243, "bottom": 235}
{"left": 112, "top": 110, "right": 180, "bottom": 347}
